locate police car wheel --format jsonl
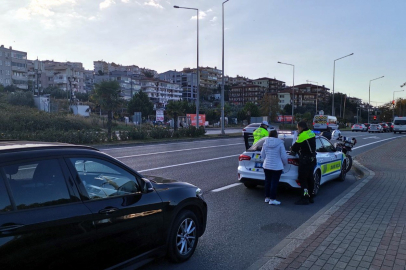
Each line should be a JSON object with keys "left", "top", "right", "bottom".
{"left": 313, "top": 170, "right": 321, "bottom": 196}
{"left": 244, "top": 183, "right": 257, "bottom": 189}
{"left": 338, "top": 161, "right": 347, "bottom": 182}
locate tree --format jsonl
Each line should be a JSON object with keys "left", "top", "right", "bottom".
{"left": 283, "top": 104, "right": 292, "bottom": 115}
{"left": 91, "top": 81, "right": 123, "bottom": 140}
{"left": 127, "top": 90, "right": 154, "bottom": 120}
{"left": 166, "top": 100, "right": 186, "bottom": 131}
{"left": 259, "top": 93, "right": 280, "bottom": 123}
{"left": 143, "top": 71, "right": 155, "bottom": 78}
{"left": 43, "top": 86, "right": 67, "bottom": 99}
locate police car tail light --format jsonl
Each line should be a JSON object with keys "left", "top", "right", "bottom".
{"left": 295, "top": 180, "right": 301, "bottom": 186}
{"left": 239, "top": 154, "right": 251, "bottom": 161}
{"left": 288, "top": 158, "right": 299, "bottom": 166}
{"left": 242, "top": 128, "right": 246, "bottom": 131}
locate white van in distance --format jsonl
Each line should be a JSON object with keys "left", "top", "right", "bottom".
{"left": 393, "top": 117, "right": 406, "bottom": 134}
{"left": 313, "top": 115, "right": 338, "bottom": 131}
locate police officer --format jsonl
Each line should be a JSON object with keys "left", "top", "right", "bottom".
{"left": 253, "top": 121, "right": 270, "bottom": 144}
{"left": 321, "top": 127, "right": 332, "bottom": 140}
{"left": 291, "top": 121, "right": 317, "bottom": 205}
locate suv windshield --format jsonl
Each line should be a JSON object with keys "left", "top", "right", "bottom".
{"left": 394, "top": 120, "right": 406, "bottom": 125}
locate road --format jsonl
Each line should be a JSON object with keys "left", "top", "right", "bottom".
{"left": 99, "top": 131, "right": 406, "bottom": 270}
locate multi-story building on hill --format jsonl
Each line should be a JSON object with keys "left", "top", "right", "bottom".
{"left": 0, "top": 45, "right": 28, "bottom": 90}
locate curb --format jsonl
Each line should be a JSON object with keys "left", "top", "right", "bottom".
{"left": 247, "top": 161, "right": 375, "bottom": 270}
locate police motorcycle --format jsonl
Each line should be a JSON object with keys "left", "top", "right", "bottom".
{"left": 331, "top": 129, "right": 356, "bottom": 173}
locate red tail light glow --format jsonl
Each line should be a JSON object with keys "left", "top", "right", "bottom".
{"left": 295, "top": 180, "right": 301, "bottom": 186}
{"left": 239, "top": 154, "right": 251, "bottom": 161}
{"left": 288, "top": 158, "right": 300, "bottom": 166}
{"left": 242, "top": 128, "right": 246, "bottom": 131}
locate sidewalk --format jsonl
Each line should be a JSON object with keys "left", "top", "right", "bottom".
{"left": 259, "top": 137, "right": 406, "bottom": 270}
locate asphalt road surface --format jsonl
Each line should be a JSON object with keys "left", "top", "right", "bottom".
{"left": 99, "top": 131, "right": 406, "bottom": 270}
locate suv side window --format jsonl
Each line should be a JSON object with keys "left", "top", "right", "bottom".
{"left": 0, "top": 173, "right": 12, "bottom": 212}
{"left": 69, "top": 158, "right": 140, "bottom": 200}
{"left": 320, "top": 138, "right": 335, "bottom": 152}
{"left": 2, "top": 159, "right": 73, "bottom": 210}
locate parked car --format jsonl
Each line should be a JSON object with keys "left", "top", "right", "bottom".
{"left": 351, "top": 123, "right": 367, "bottom": 132}
{"left": 242, "top": 123, "right": 275, "bottom": 149}
{"left": 238, "top": 132, "right": 347, "bottom": 195}
{"left": 379, "top": 123, "right": 390, "bottom": 132}
{"left": 386, "top": 122, "right": 394, "bottom": 132}
{"left": 369, "top": 124, "right": 383, "bottom": 133}
{"left": 0, "top": 141, "right": 207, "bottom": 269}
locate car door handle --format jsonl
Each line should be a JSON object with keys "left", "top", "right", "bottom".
{"left": 98, "top": 208, "right": 118, "bottom": 214}
{"left": 0, "top": 224, "right": 25, "bottom": 233}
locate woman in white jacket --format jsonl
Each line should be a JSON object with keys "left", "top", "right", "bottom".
{"left": 260, "top": 130, "right": 288, "bottom": 205}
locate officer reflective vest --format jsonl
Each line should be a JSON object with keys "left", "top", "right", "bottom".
{"left": 296, "top": 129, "right": 315, "bottom": 143}
{"left": 253, "top": 127, "right": 269, "bottom": 144}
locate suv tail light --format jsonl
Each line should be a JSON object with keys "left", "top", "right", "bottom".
{"left": 242, "top": 128, "right": 246, "bottom": 132}
{"left": 239, "top": 154, "right": 251, "bottom": 161}
{"left": 288, "top": 158, "right": 299, "bottom": 166}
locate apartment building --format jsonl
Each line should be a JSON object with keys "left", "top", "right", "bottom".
{"left": 27, "top": 59, "right": 44, "bottom": 93}
{"left": 40, "top": 60, "right": 85, "bottom": 93}
{"left": 159, "top": 70, "right": 198, "bottom": 102}
{"left": 94, "top": 60, "right": 142, "bottom": 76}
{"left": 0, "top": 45, "right": 28, "bottom": 90}
{"left": 140, "top": 79, "right": 182, "bottom": 108}
{"left": 271, "top": 92, "right": 291, "bottom": 109}
{"left": 229, "top": 84, "right": 267, "bottom": 106}
{"left": 252, "top": 77, "right": 286, "bottom": 93}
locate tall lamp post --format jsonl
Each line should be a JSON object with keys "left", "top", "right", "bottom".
{"left": 368, "top": 76, "right": 384, "bottom": 123}
{"left": 174, "top": 5, "right": 200, "bottom": 128}
{"left": 306, "top": 80, "right": 319, "bottom": 113}
{"left": 278, "top": 61, "right": 295, "bottom": 124}
{"left": 221, "top": 0, "right": 230, "bottom": 135}
{"left": 393, "top": 90, "right": 405, "bottom": 119}
{"left": 332, "top": 53, "right": 353, "bottom": 116}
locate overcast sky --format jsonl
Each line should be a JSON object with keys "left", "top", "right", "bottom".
{"left": 1, "top": 0, "right": 405, "bottom": 105}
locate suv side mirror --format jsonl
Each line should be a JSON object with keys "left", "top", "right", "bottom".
{"left": 142, "top": 178, "right": 154, "bottom": 193}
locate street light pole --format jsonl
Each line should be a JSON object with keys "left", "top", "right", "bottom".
{"left": 368, "top": 76, "right": 384, "bottom": 123}
{"left": 332, "top": 53, "right": 354, "bottom": 116}
{"left": 307, "top": 80, "right": 319, "bottom": 113}
{"left": 278, "top": 61, "right": 294, "bottom": 124}
{"left": 393, "top": 90, "right": 405, "bottom": 119}
{"left": 221, "top": 0, "right": 230, "bottom": 135}
{"left": 174, "top": 5, "right": 200, "bottom": 127}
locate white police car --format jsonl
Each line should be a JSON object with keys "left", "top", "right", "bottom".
{"left": 237, "top": 131, "right": 347, "bottom": 195}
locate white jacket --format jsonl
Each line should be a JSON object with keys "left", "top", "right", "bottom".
{"left": 260, "top": 137, "right": 288, "bottom": 171}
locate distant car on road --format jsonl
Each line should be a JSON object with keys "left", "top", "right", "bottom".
{"left": 364, "top": 123, "right": 371, "bottom": 130}
{"left": 393, "top": 117, "right": 406, "bottom": 134}
{"left": 351, "top": 123, "right": 367, "bottom": 132}
{"left": 238, "top": 132, "right": 347, "bottom": 196}
{"left": 369, "top": 124, "right": 383, "bottom": 133}
{"left": 379, "top": 123, "right": 390, "bottom": 132}
{"left": 242, "top": 123, "right": 275, "bottom": 149}
{"left": 386, "top": 122, "right": 394, "bottom": 132}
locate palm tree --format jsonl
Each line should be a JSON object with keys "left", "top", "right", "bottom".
{"left": 91, "top": 81, "right": 122, "bottom": 140}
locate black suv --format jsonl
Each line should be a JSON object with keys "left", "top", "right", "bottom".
{"left": 0, "top": 141, "right": 207, "bottom": 269}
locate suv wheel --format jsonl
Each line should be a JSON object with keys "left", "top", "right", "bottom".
{"left": 167, "top": 210, "right": 199, "bottom": 263}
{"left": 338, "top": 161, "right": 347, "bottom": 182}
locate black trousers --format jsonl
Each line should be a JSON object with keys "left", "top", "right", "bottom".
{"left": 298, "top": 160, "right": 316, "bottom": 196}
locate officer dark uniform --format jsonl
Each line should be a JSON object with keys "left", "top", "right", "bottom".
{"left": 291, "top": 121, "right": 317, "bottom": 205}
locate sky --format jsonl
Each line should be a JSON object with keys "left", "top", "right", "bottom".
{"left": 1, "top": 0, "right": 405, "bottom": 106}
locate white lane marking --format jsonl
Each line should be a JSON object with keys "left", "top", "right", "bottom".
{"left": 114, "top": 143, "right": 244, "bottom": 159}
{"left": 362, "top": 136, "right": 380, "bottom": 139}
{"left": 353, "top": 135, "right": 406, "bottom": 150}
{"left": 138, "top": 154, "right": 239, "bottom": 172}
{"left": 211, "top": 183, "right": 242, "bottom": 192}
{"left": 100, "top": 138, "right": 241, "bottom": 151}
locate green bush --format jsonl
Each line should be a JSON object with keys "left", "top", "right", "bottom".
{"left": 7, "top": 91, "right": 35, "bottom": 107}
